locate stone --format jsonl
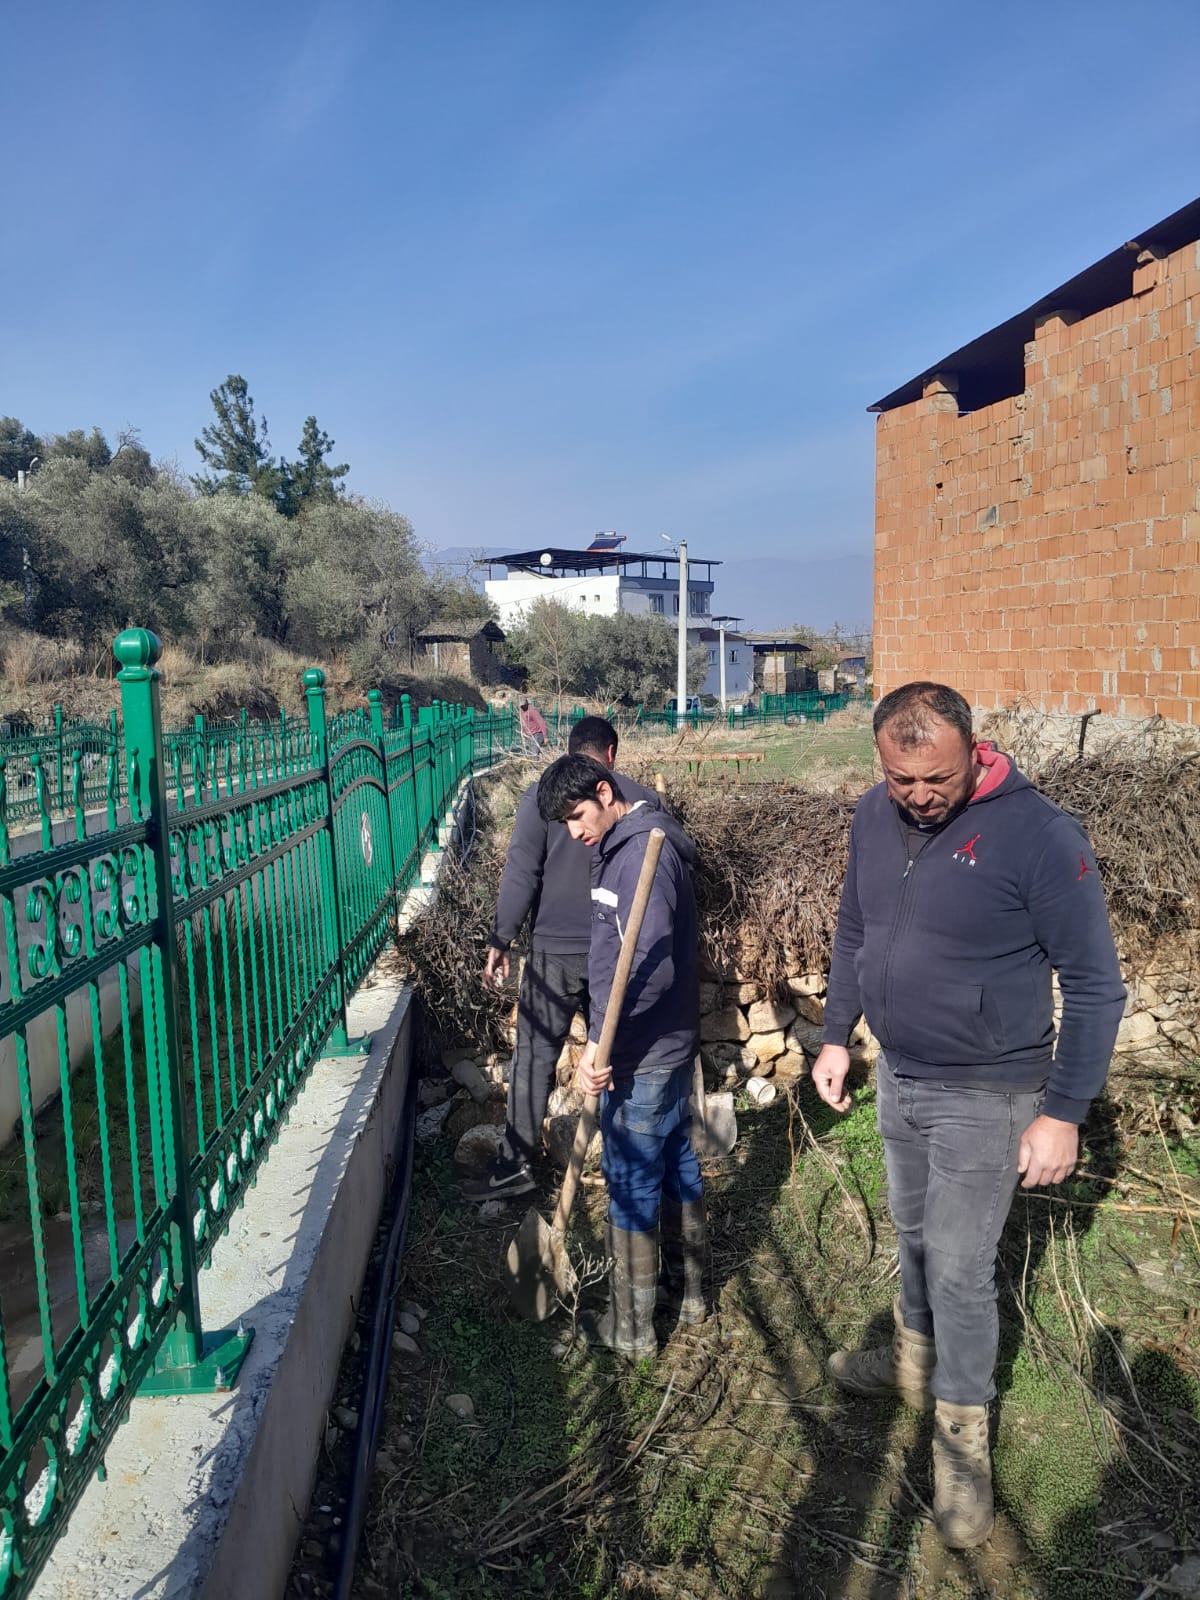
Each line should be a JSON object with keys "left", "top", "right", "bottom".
{"left": 375, "top": 1452, "right": 399, "bottom": 1475}
{"left": 333, "top": 1405, "right": 358, "bottom": 1430}
{"left": 476, "top": 1200, "right": 507, "bottom": 1221}
{"left": 417, "top": 1077, "right": 452, "bottom": 1108}
{"left": 401, "top": 1299, "right": 427, "bottom": 1321}
{"left": 546, "top": 1112, "right": 602, "bottom": 1170}
{"left": 440, "top": 1045, "right": 478, "bottom": 1070}
{"left": 395, "top": 1432, "right": 415, "bottom": 1454}
{"left": 700, "top": 1007, "right": 751, "bottom": 1044}
{"left": 786, "top": 972, "right": 825, "bottom": 997}
{"left": 725, "top": 981, "right": 760, "bottom": 1006}
{"left": 398, "top": 1312, "right": 420, "bottom": 1337}
{"left": 747, "top": 1029, "right": 786, "bottom": 1065}
{"left": 701, "top": 1041, "right": 757, "bottom": 1079}
{"left": 444, "top": 1394, "right": 475, "bottom": 1421}
{"left": 569, "top": 1012, "right": 589, "bottom": 1044}
{"left": 699, "top": 982, "right": 723, "bottom": 1015}
{"left": 850, "top": 1031, "right": 881, "bottom": 1067}
{"left": 772, "top": 1050, "right": 809, "bottom": 1080}
{"left": 749, "top": 1056, "right": 776, "bottom": 1079}
{"left": 556, "top": 1039, "right": 576, "bottom": 1073}
{"left": 793, "top": 994, "right": 824, "bottom": 1026}
{"left": 452, "top": 1122, "right": 505, "bottom": 1178}
{"left": 548, "top": 1084, "right": 583, "bottom": 1118}
{"left": 1116, "top": 1010, "right": 1159, "bottom": 1049}
{"left": 444, "top": 1097, "right": 505, "bottom": 1145}
{"left": 450, "top": 1059, "right": 494, "bottom": 1104}
{"left": 415, "top": 1103, "right": 451, "bottom": 1143}
{"left": 747, "top": 1000, "right": 796, "bottom": 1034}
{"left": 785, "top": 1017, "right": 825, "bottom": 1057}
{"left": 391, "top": 1332, "right": 421, "bottom": 1358}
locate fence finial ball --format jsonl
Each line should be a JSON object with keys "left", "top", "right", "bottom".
{"left": 303, "top": 667, "right": 326, "bottom": 690}
{"left": 113, "top": 628, "right": 162, "bottom": 671}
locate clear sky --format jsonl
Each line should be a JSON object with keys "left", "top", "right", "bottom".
{"left": 5, "top": 1, "right": 1199, "bottom": 628}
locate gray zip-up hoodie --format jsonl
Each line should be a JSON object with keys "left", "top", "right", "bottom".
{"left": 488, "top": 773, "right": 661, "bottom": 954}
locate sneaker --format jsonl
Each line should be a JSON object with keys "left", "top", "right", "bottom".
{"left": 463, "top": 1152, "right": 536, "bottom": 1200}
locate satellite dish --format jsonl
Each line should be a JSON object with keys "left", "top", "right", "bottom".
{"left": 539, "top": 552, "right": 553, "bottom": 567}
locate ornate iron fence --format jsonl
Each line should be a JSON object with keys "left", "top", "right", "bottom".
{"left": 0, "top": 633, "right": 517, "bottom": 1595}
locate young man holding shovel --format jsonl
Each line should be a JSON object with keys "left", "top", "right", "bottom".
{"left": 479, "top": 718, "right": 661, "bottom": 1199}
{"left": 537, "top": 753, "right": 705, "bottom": 1357}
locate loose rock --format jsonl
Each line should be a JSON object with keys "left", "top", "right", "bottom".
{"left": 445, "top": 1393, "right": 475, "bottom": 1421}
{"left": 415, "top": 1103, "right": 451, "bottom": 1143}
{"left": 700, "top": 1007, "right": 751, "bottom": 1044}
{"left": 401, "top": 1299, "right": 427, "bottom": 1321}
{"left": 398, "top": 1312, "right": 421, "bottom": 1337}
{"left": 333, "top": 1405, "right": 358, "bottom": 1430}
{"left": 391, "top": 1332, "right": 421, "bottom": 1358}
{"left": 453, "top": 1123, "right": 505, "bottom": 1178}
{"left": 747, "top": 1029, "right": 786, "bottom": 1065}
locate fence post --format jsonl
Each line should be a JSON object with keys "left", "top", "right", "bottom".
{"left": 306, "top": 668, "right": 369, "bottom": 1057}
{"left": 54, "top": 702, "right": 64, "bottom": 811}
{"left": 114, "top": 628, "right": 254, "bottom": 1394}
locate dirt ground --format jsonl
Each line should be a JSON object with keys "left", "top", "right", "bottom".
{"left": 287, "top": 1063, "right": 1200, "bottom": 1600}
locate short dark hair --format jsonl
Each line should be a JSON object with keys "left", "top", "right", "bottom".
{"left": 568, "top": 716, "right": 618, "bottom": 761}
{"left": 537, "top": 754, "right": 623, "bottom": 822}
{"left": 873, "top": 682, "right": 972, "bottom": 749}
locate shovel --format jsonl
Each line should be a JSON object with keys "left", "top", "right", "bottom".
{"left": 504, "top": 828, "right": 667, "bottom": 1321}
{"left": 691, "top": 1056, "right": 738, "bottom": 1159}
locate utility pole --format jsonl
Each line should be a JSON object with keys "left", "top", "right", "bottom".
{"left": 718, "top": 618, "right": 727, "bottom": 713}
{"left": 17, "top": 457, "right": 38, "bottom": 628}
{"left": 675, "top": 539, "right": 688, "bottom": 721}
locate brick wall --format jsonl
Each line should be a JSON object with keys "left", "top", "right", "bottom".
{"left": 873, "top": 238, "right": 1200, "bottom": 723}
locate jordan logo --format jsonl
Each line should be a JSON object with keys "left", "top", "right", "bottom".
{"left": 1078, "top": 853, "right": 1093, "bottom": 881}
{"left": 953, "top": 832, "right": 981, "bottom": 866}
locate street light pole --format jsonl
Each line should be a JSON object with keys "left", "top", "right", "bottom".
{"left": 718, "top": 618, "right": 727, "bottom": 713}
{"left": 675, "top": 539, "right": 688, "bottom": 721}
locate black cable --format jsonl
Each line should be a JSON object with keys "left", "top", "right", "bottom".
{"left": 332, "top": 1043, "right": 419, "bottom": 1600}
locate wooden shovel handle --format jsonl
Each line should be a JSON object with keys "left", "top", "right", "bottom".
{"left": 550, "top": 827, "right": 667, "bottom": 1233}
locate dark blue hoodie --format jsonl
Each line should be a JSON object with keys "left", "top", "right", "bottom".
{"left": 823, "top": 755, "right": 1125, "bottom": 1123}
{"left": 587, "top": 801, "right": 699, "bottom": 1079}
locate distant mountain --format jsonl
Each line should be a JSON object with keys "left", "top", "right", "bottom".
{"left": 424, "top": 543, "right": 874, "bottom": 634}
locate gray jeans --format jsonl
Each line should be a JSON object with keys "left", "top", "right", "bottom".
{"left": 876, "top": 1054, "right": 1043, "bottom": 1405}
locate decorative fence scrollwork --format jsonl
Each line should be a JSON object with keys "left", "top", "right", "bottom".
{"left": 0, "top": 632, "right": 518, "bottom": 1595}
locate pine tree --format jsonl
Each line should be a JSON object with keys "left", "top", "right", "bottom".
{"left": 279, "top": 416, "right": 349, "bottom": 516}
{"left": 192, "top": 375, "right": 281, "bottom": 501}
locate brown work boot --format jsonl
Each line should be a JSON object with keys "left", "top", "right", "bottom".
{"left": 580, "top": 1223, "right": 658, "bottom": 1358}
{"left": 933, "top": 1401, "right": 994, "bottom": 1548}
{"left": 658, "top": 1197, "right": 708, "bottom": 1325}
{"left": 826, "top": 1298, "right": 935, "bottom": 1411}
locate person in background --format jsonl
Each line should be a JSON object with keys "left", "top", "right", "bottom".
{"left": 477, "top": 718, "right": 659, "bottom": 1198}
{"left": 537, "top": 753, "right": 704, "bottom": 1358}
{"left": 518, "top": 699, "right": 549, "bottom": 760}
{"left": 812, "top": 681, "right": 1124, "bottom": 1549}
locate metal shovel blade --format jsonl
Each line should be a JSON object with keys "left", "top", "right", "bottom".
{"left": 693, "top": 1090, "right": 738, "bottom": 1158}
{"left": 503, "top": 1206, "right": 578, "bottom": 1322}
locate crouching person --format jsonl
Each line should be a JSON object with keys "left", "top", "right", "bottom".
{"left": 537, "top": 754, "right": 705, "bottom": 1357}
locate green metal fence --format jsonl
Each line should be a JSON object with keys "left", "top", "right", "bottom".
{"left": 0, "top": 633, "right": 517, "bottom": 1595}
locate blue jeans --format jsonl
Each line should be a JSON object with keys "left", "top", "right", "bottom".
{"left": 877, "top": 1054, "right": 1043, "bottom": 1405}
{"left": 600, "top": 1062, "right": 703, "bottom": 1233}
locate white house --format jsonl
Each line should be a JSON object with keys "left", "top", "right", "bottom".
{"left": 697, "top": 625, "right": 753, "bottom": 702}
{"left": 477, "top": 533, "right": 720, "bottom": 653}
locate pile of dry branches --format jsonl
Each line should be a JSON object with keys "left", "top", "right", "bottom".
{"left": 1034, "top": 743, "right": 1200, "bottom": 974}
{"left": 663, "top": 782, "right": 853, "bottom": 993}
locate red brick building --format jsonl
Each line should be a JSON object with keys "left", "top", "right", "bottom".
{"left": 872, "top": 197, "right": 1200, "bottom": 724}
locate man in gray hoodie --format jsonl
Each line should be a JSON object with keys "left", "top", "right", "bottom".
{"left": 478, "top": 718, "right": 659, "bottom": 1198}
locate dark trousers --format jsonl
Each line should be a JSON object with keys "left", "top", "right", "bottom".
{"left": 877, "top": 1054, "right": 1043, "bottom": 1405}
{"left": 501, "top": 949, "right": 589, "bottom": 1165}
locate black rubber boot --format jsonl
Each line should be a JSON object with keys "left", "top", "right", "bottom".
{"left": 580, "top": 1223, "right": 659, "bottom": 1358}
{"left": 658, "top": 1197, "right": 708, "bottom": 1325}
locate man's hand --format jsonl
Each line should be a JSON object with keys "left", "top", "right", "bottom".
{"left": 576, "top": 1039, "right": 612, "bottom": 1096}
{"left": 812, "top": 1044, "right": 853, "bottom": 1113}
{"left": 481, "top": 948, "right": 510, "bottom": 992}
{"left": 1017, "top": 1114, "right": 1079, "bottom": 1188}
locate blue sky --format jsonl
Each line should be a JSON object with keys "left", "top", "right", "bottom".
{"left": 5, "top": 1, "right": 1200, "bottom": 628}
